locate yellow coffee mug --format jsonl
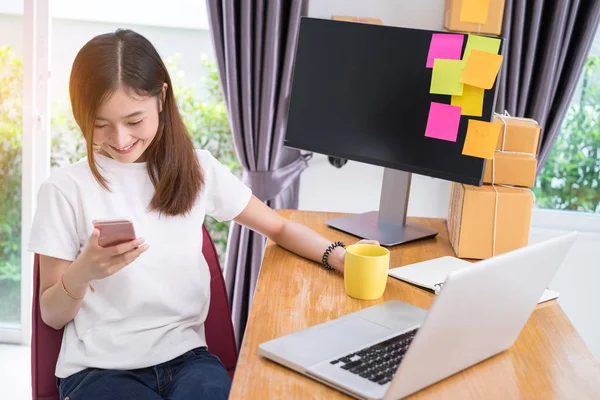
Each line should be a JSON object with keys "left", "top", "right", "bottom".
{"left": 344, "top": 244, "right": 390, "bottom": 300}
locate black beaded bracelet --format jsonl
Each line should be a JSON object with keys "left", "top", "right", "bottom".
{"left": 322, "top": 241, "right": 345, "bottom": 270}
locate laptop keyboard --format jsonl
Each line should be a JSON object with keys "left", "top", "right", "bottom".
{"left": 329, "top": 328, "right": 418, "bottom": 386}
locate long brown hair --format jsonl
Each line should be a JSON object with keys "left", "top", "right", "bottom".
{"left": 69, "top": 29, "right": 203, "bottom": 216}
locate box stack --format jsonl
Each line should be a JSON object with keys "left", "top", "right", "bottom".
{"left": 448, "top": 114, "right": 542, "bottom": 259}
{"left": 483, "top": 115, "right": 541, "bottom": 187}
{"left": 444, "top": 0, "right": 506, "bottom": 36}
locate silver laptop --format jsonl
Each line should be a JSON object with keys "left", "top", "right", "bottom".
{"left": 259, "top": 232, "right": 577, "bottom": 399}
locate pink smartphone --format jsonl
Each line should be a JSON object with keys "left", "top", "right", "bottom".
{"left": 92, "top": 217, "right": 137, "bottom": 248}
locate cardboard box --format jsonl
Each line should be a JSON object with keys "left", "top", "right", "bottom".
{"left": 331, "top": 16, "right": 383, "bottom": 25}
{"left": 448, "top": 182, "right": 533, "bottom": 259}
{"left": 493, "top": 115, "right": 542, "bottom": 154}
{"left": 483, "top": 152, "right": 538, "bottom": 187}
{"left": 444, "top": 0, "right": 506, "bottom": 36}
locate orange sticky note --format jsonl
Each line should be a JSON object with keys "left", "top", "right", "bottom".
{"left": 460, "top": 49, "right": 503, "bottom": 89}
{"left": 460, "top": 0, "right": 491, "bottom": 24}
{"left": 451, "top": 84, "right": 485, "bottom": 116}
{"left": 462, "top": 120, "right": 503, "bottom": 159}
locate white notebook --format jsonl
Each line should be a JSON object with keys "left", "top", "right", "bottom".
{"left": 388, "top": 256, "right": 559, "bottom": 304}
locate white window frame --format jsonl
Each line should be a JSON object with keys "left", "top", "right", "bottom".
{"left": 532, "top": 209, "right": 600, "bottom": 234}
{"left": 0, "top": 0, "right": 51, "bottom": 345}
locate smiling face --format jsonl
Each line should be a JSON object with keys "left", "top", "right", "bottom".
{"left": 69, "top": 30, "right": 204, "bottom": 216}
{"left": 92, "top": 85, "right": 165, "bottom": 163}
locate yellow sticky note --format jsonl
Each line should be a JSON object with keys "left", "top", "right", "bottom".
{"left": 462, "top": 119, "right": 503, "bottom": 159}
{"left": 452, "top": 84, "right": 485, "bottom": 116}
{"left": 463, "top": 34, "right": 501, "bottom": 61}
{"left": 460, "top": 0, "right": 491, "bottom": 24}
{"left": 460, "top": 49, "right": 503, "bottom": 89}
{"left": 430, "top": 59, "right": 464, "bottom": 96}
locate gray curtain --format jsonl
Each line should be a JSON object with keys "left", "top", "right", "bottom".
{"left": 495, "top": 0, "right": 600, "bottom": 169}
{"left": 206, "top": 0, "right": 309, "bottom": 347}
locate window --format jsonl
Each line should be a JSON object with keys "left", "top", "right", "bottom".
{"left": 0, "top": 0, "right": 24, "bottom": 338}
{"left": 0, "top": 0, "right": 50, "bottom": 344}
{"left": 534, "top": 31, "right": 600, "bottom": 215}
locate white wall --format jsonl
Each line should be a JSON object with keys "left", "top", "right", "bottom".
{"left": 308, "top": 0, "right": 446, "bottom": 31}
{"left": 300, "top": 0, "right": 451, "bottom": 217}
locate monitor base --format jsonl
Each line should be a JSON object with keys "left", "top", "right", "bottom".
{"left": 326, "top": 211, "right": 438, "bottom": 247}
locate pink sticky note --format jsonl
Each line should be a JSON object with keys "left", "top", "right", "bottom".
{"left": 426, "top": 33, "right": 465, "bottom": 68}
{"left": 424, "top": 102, "right": 462, "bottom": 142}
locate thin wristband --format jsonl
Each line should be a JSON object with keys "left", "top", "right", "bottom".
{"left": 322, "top": 241, "right": 345, "bottom": 270}
{"left": 60, "top": 273, "right": 93, "bottom": 299}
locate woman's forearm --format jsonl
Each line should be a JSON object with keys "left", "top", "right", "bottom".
{"left": 40, "top": 260, "right": 89, "bottom": 330}
{"left": 271, "top": 220, "right": 346, "bottom": 272}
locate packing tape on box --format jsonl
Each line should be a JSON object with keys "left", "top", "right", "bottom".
{"left": 491, "top": 111, "right": 538, "bottom": 188}
{"left": 494, "top": 111, "right": 541, "bottom": 152}
{"left": 489, "top": 183, "right": 536, "bottom": 257}
{"left": 489, "top": 111, "right": 537, "bottom": 256}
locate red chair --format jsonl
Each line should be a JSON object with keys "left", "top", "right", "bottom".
{"left": 31, "top": 226, "right": 238, "bottom": 400}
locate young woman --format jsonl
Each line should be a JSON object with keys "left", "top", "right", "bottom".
{"left": 28, "top": 29, "right": 377, "bottom": 400}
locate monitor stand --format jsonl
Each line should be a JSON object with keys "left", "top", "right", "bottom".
{"left": 326, "top": 168, "right": 438, "bottom": 247}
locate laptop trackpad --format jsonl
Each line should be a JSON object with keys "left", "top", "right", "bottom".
{"left": 260, "top": 317, "right": 391, "bottom": 370}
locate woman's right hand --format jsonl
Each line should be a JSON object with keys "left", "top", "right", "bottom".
{"left": 74, "top": 229, "right": 149, "bottom": 282}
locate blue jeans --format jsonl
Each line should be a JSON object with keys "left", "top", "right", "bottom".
{"left": 57, "top": 347, "right": 231, "bottom": 400}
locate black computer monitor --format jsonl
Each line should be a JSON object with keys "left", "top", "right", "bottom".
{"left": 284, "top": 17, "right": 504, "bottom": 246}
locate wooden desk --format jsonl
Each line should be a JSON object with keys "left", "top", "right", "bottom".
{"left": 230, "top": 211, "right": 600, "bottom": 399}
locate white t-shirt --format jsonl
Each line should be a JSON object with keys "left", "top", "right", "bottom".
{"left": 28, "top": 149, "right": 252, "bottom": 378}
